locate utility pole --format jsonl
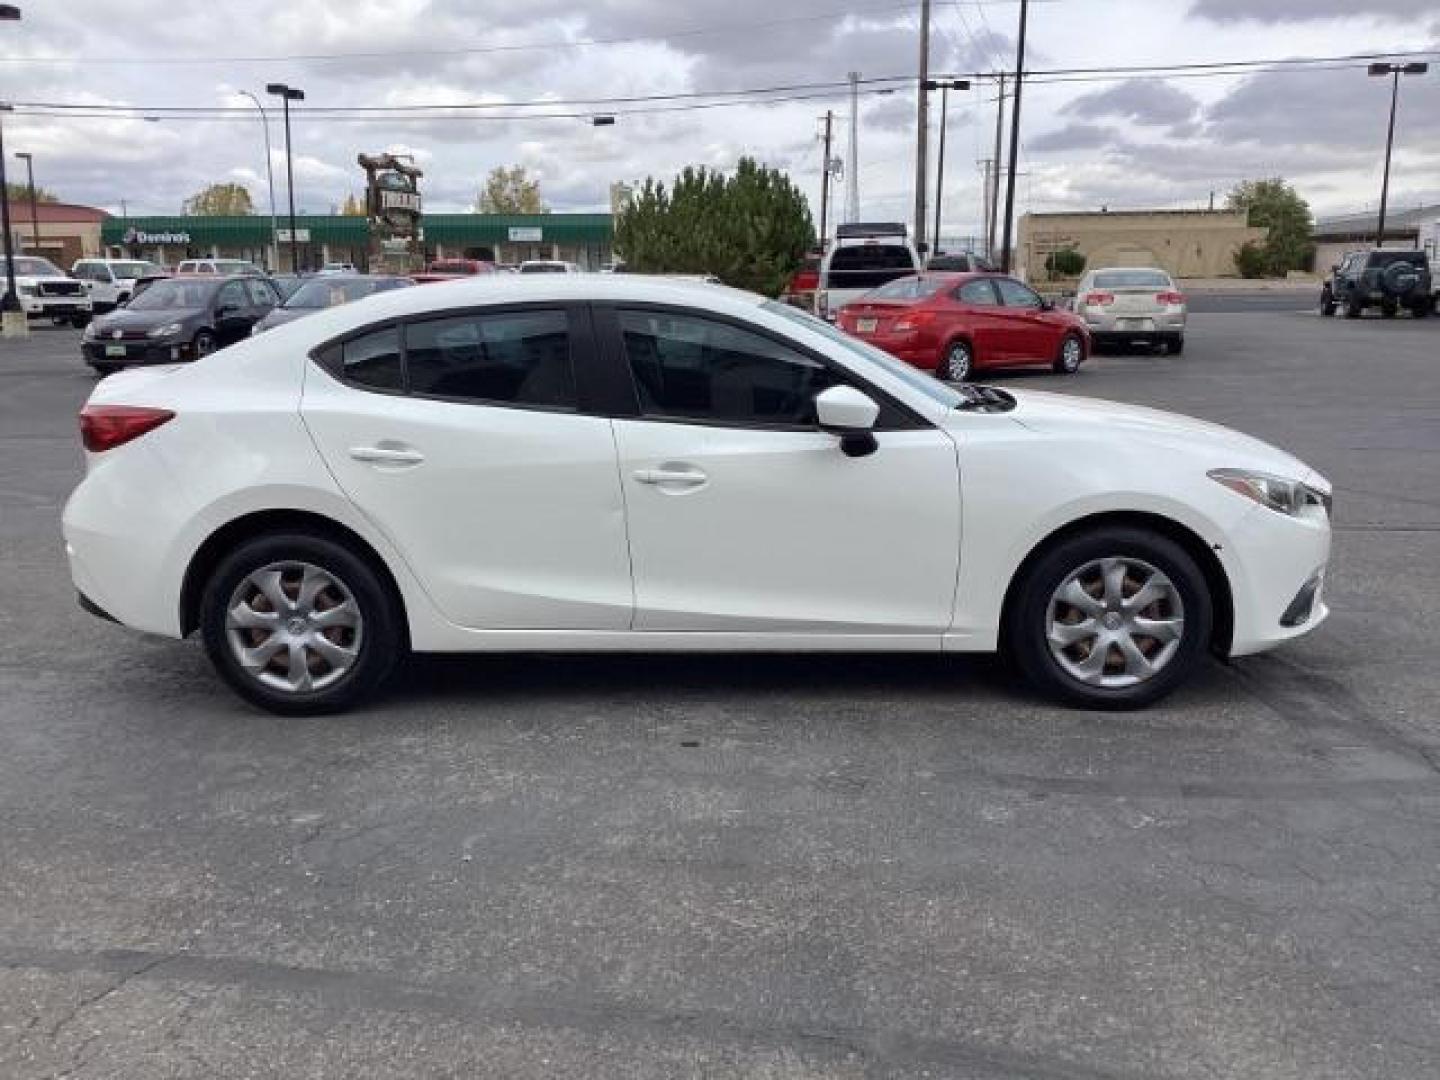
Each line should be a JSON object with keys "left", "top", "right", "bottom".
{"left": 1368, "top": 61, "right": 1428, "bottom": 248}
{"left": 913, "top": 0, "right": 932, "bottom": 253}
{"left": 846, "top": 72, "right": 860, "bottom": 223}
{"left": 980, "top": 158, "right": 994, "bottom": 251}
{"left": 988, "top": 72, "right": 1006, "bottom": 259}
{"left": 1000, "top": 1, "right": 1028, "bottom": 273}
{"left": 14, "top": 151, "right": 38, "bottom": 254}
{"left": 819, "top": 110, "right": 834, "bottom": 250}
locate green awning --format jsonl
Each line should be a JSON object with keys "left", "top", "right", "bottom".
{"left": 102, "top": 213, "right": 613, "bottom": 247}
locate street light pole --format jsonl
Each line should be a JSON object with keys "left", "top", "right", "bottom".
{"left": 239, "top": 91, "right": 279, "bottom": 272}
{"left": 266, "top": 83, "right": 304, "bottom": 273}
{"left": 924, "top": 79, "right": 969, "bottom": 256}
{"left": 1367, "top": 61, "right": 1428, "bottom": 249}
{"left": 0, "top": 6, "right": 22, "bottom": 334}
{"left": 912, "top": 0, "right": 931, "bottom": 254}
{"left": 15, "top": 151, "right": 38, "bottom": 254}
{"left": 1000, "top": 0, "right": 1029, "bottom": 273}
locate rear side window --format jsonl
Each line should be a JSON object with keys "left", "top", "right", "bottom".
{"left": 825, "top": 245, "right": 916, "bottom": 290}
{"left": 406, "top": 310, "right": 574, "bottom": 408}
{"left": 342, "top": 327, "right": 403, "bottom": 391}
{"left": 955, "top": 279, "right": 999, "bottom": 305}
{"left": 618, "top": 309, "right": 842, "bottom": 426}
{"left": 867, "top": 276, "right": 949, "bottom": 301}
{"left": 1367, "top": 252, "right": 1425, "bottom": 268}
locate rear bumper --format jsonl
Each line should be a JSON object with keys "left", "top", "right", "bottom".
{"left": 1091, "top": 330, "right": 1183, "bottom": 346}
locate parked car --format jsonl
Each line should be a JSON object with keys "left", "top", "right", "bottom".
{"left": 175, "top": 259, "right": 263, "bottom": 277}
{"left": 836, "top": 273, "right": 1090, "bottom": 381}
{"left": 318, "top": 262, "right": 357, "bottom": 275}
{"left": 251, "top": 274, "right": 414, "bottom": 334}
{"left": 815, "top": 222, "right": 922, "bottom": 321}
{"left": 411, "top": 259, "right": 499, "bottom": 284}
{"left": 1320, "top": 249, "right": 1432, "bottom": 318}
{"left": 1, "top": 255, "right": 92, "bottom": 326}
{"left": 267, "top": 273, "right": 308, "bottom": 301}
{"left": 81, "top": 274, "right": 280, "bottom": 374}
{"left": 126, "top": 272, "right": 172, "bottom": 303}
{"left": 64, "top": 276, "right": 1331, "bottom": 716}
{"left": 1074, "top": 267, "right": 1187, "bottom": 353}
{"left": 781, "top": 251, "right": 822, "bottom": 310}
{"left": 518, "top": 259, "right": 581, "bottom": 274}
{"left": 70, "top": 258, "right": 166, "bottom": 313}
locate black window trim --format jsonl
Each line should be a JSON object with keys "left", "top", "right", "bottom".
{"left": 308, "top": 300, "right": 593, "bottom": 416}
{"left": 592, "top": 300, "right": 931, "bottom": 433}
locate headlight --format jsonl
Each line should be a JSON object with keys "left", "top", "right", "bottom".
{"left": 148, "top": 321, "right": 184, "bottom": 339}
{"left": 17, "top": 283, "right": 37, "bottom": 296}
{"left": 1208, "top": 468, "right": 1331, "bottom": 518}
{"left": 83, "top": 321, "right": 101, "bottom": 340}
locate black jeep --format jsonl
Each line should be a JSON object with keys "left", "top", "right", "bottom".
{"left": 1320, "top": 249, "right": 1432, "bottom": 318}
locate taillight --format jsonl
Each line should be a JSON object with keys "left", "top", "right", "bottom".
{"left": 79, "top": 404, "right": 175, "bottom": 453}
{"left": 791, "top": 270, "right": 819, "bottom": 291}
{"left": 1083, "top": 291, "right": 1114, "bottom": 307}
{"left": 1157, "top": 291, "right": 1185, "bottom": 305}
{"left": 894, "top": 310, "right": 936, "bottom": 333}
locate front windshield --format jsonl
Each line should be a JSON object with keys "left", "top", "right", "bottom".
{"left": 109, "top": 261, "right": 163, "bottom": 279}
{"left": 762, "top": 300, "right": 963, "bottom": 409}
{"left": 285, "top": 278, "right": 392, "bottom": 309}
{"left": 125, "top": 279, "right": 216, "bottom": 311}
{"left": 14, "top": 256, "right": 64, "bottom": 277}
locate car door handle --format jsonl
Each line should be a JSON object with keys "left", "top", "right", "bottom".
{"left": 633, "top": 466, "right": 707, "bottom": 487}
{"left": 349, "top": 445, "right": 425, "bottom": 466}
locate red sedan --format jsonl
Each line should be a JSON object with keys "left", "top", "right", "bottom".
{"left": 836, "top": 273, "right": 1090, "bottom": 381}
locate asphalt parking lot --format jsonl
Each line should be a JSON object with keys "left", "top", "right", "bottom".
{"left": 2, "top": 311, "right": 1439, "bottom": 1079}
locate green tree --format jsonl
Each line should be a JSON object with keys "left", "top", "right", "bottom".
{"left": 183, "top": 182, "right": 254, "bottom": 216}
{"left": 1233, "top": 241, "right": 1269, "bottom": 279}
{"left": 1227, "top": 178, "right": 1314, "bottom": 277}
{"left": 1044, "top": 247, "right": 1086, "bottom": 279}
{"left": 4, "top": 181, "right": 59, "bottom": 204}
{"left": 475, "top": 166, "right": 546, "bottom": 214}
{"left": 614, "top": 157, "right": 814, "bottom": 297}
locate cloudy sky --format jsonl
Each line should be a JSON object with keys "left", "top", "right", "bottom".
{"left": 2, "top": 0, "right": 1437, "bottom": 242}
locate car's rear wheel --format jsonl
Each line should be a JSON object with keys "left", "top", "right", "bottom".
{"left": 1164, "top": 336, "right": 1184, "bottom": 355}
{"left": 1005, "top": 526, "right": 1212, "bottom": 709}
{"left": 1053, "top": 332, "right": 1084, "bottom": 374}
{"left": 199, "top": 532, "right": 402, "bottom": 715}
{"left": 1409, "top": 299, "right": 1430, "bottom": 319}
{"left": 1344, "top": 298, "right": 1363, "bottom": 319}
{"left": 193, "top": 329, "right": 217, "bottom": 357}
{"left": 939, "top": 340, "right": 973, "bottom": 382}
{"left": 89, "top": 363, "right": 118, "bottom": 377}
{"left": 1380, "top": 300, "right": 1398, "bottom": 318}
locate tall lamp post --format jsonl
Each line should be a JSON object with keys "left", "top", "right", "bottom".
{"left": 1367, "top": 61, "right": 1428, "bottom": 249}
{"left": 1, "top": 4, "right": 23, "bottom": 336}
{"left": 14, "top": 150, "right": 38, "bottom": 254}
{"left": 239, "top": 91, "right": 280, "bottom": 272}
{"left": 924, "top": 78, "right": 969, "bottom": 256}
{"left": 265, "top": 83, "right": 304, "bottom": 272}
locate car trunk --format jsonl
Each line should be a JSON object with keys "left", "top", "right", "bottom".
{"left": 838, "top": 298, "right": 917, "bottom": 334}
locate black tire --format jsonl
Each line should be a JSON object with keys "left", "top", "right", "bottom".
{"left": 70, "top": 315, "right": 91, "bottom": 329}
{"left": 1052, "top": 332, "right": 1085, "bottom": 374}
{"left": 1409, "top": 300, "right": 1429, "bottom": 319}
{"left": 1380, "top": 300, "right": 1398, "bottom": 318}
{"left": 193, "top": 329, "right": 218, "bottom": 358}
{"left": 1004, "top": 526, "right": 1213, "bottom": 710}
{"left": 939, "top": 339, "right": 973, "bottom": 382}
{"left": 89, "top": 363, "right": 118, "bottom": 377}
{"left": 1344, "top": 297, "right": 1363, "bottom": 319}
{"left": 199, "top": 531, "right": 403, "bottom": 715}
{"left": 1164, "top": 336, "right": 1184, "bottom": 355}
{"left": 1319, "top": 289, "right": 1336, "bottom": 317}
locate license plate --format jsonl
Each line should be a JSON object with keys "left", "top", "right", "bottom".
{"left": 856, "top": 318, "right": 877, "bottom": 333}
{"left": 105, "top": 345, "right": 127, "bottom": 357}
{"left": 1117, "top": 318, "right": 1151, "bottom": 330}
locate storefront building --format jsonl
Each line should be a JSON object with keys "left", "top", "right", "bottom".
{"left": 1018, "top": 209, "right": 1268, "bottom": 281}
{"left": 3, "top": 200, "right": 108, "bottom": 268}
{"left": 100, "top": 213, "right": 615, "bottom": 272}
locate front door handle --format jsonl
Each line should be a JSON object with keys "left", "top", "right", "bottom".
{"left": 633, "top": 466, "right": 708, "bottom": 487}
{"left": 349, "top": 445, "right": 425, "bottom": 466}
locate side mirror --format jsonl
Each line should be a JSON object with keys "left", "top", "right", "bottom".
{"left": 815, "top": 385, "right": 880, "bottom": 458}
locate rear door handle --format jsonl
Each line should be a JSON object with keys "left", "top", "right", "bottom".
{"left": 349, "top": 445, "right": 425, "bottom": 466}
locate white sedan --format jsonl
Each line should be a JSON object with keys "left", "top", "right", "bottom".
{"left": 63, "top": 276, "right": 1332, "bottom": 715}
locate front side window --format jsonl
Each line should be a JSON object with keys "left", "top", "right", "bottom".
{"left": 994, "top": 278, "right": 1042, "bottom": 308}
{"left": 619, "top": 309, "right": 842, "bottom": 426}
{"left": 342, "top": 327, "right": 403, "bottom": 391}
{"left": 216, "top": 281, "right": 248, "bottom": 310}
{"left": 15, "top": 257, "right": 63, "bottom": 277}
{"left": 956, "top": 279, "right": 1000, "bottom": 305}
{"left": 406, "top": 310, "right": 574, "bottom": 408}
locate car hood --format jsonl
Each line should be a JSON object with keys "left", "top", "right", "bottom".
{"left": 987, "top": 388, "right": 1322, "bottom": 485}
{"left": 92, "top": 307, "right": 202, "bottom": 332}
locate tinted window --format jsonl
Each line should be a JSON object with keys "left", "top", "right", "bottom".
{"left": 867, "top": 275, "right": 950, "bottom": 301}
{"left": 343, "top": 327, "right": 403, "bottom": 391}
{"left": 825, "top": 245, "right": 916, "bottom": 290}
{"left": 1368, "top": 252, "right": 1426, "bottom": 268}
{"left": 956, "top": 279, "right": 999, "bottom": 305}
{"left": 619, "top": 309, "right": 843, "bottom": 426}
{"left": 994, "top": 278, "right": 1042, "bottom": 308}
{"left": 287, "top": 278, "right": 396, "bottom": 309}
{"left": 216, "top": 281, "right": 248, "bottom": 309}
{"left": 14, "top": 257, "right": 63, "bottom": 277}
{"left": 246, "top": 279, "right": 277, "bottom": 306}
{"left": 406, "top": 310, "right": 574, "bottom": 408}
{"left": 1092, "top": 270, "right": 1172, "bottom": 289}
{"left": 126, "top": 279, "right": 216, "bottom": 310}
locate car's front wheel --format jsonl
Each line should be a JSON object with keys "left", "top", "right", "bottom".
{"left": 1319, "top": 288, "right": 1336, "bottom": 317}
{"left": 1053, "top": 332, "right": 1084, "bottom": 374}
{"left": 939, "top": 340, "right": 973, "bottom": 382}
{"left": 199, "top": 532, "right": 402, "bottom": 715}
{"left": 1005, "top": 526, "right": 1213, "bottom": 709}
{"left": 193, "top": 329, "right": 218, "bottom": 357}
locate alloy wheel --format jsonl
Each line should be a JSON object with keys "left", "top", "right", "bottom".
{"left": 1060, "top": 335, "right": 1083, "bottom": 372}
{"left": 224, "top": 561, "right": 364, "bottom": 693}
{"left": 942, "top": 342, "right": 972, "bottom": 382}
{"left": 1045, "top": 557, "right": 1184, "bottom": 689}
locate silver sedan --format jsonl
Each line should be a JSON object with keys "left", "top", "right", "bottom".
{"left": 1075, "top": 267, "right": 1187, "bottom": 354}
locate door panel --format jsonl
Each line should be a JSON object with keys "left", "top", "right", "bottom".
{"left": 301, "top": 315, "right": 632, "bottom": 631}
{"left": 949, "top": 279, "right": 1008, "bottom": 365}
{"left": 992, "top": 277, "right": 1052, "bottom": 361}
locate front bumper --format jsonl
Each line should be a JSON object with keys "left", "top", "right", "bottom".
{"left": 82, "top": 339, "right": 192, "bottom": 367}
{"left": 1221, "top": 499, "right": 1331, "bottom": 656}
{"left": 21, "top": 296, "right": 92, "bottom": 318}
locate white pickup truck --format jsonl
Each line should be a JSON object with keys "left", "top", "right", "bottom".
{"left": 814, "top": 222, "right": 923, "bottom": 321}
{"left": 3, "top": 255, "right": 93, "bottom": 326}
{"left": 71, "top": 258, "right": 166, "bottom": 314}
